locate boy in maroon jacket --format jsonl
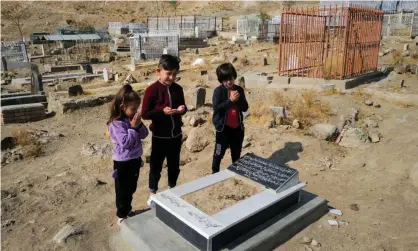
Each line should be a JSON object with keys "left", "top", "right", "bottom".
{"left": 141, "top": 55, "right": 187, "bottom": 208}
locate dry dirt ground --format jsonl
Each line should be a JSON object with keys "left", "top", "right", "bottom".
{"left": 2, "top": 2, "right": 418, "bottom": 251}
{"left": 2, "top": 63, "right": 418, "bottom": 251}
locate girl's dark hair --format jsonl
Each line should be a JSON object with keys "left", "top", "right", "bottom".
{"left": 107, "top": 84, "right": 141, "bottom": 125}
{"left": 216, "top": 63, "right": 237, "bottom": 83}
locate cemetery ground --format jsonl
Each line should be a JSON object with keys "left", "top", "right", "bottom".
{"left": 2, "top": 32, "right": 418, "bottom": 251}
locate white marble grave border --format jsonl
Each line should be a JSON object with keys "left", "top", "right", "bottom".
{"left": 151, "top": 170, "right": 306, "bottom": 241}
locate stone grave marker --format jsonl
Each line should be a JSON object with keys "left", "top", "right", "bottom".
{"left": 195, "top": 87, "right": 206, "bottom": 109}
{"left": 103, "top": 68, "right": 109, "bottom": 81}
{"left": 227, "top": 153, "right": 298, "bottom": 192}
{"left": 85, "top": 64, "right": 93, "bottom": 74}
{"left": 143, "top": 153, "right": 308, "bottom": 251}
{"left": 30, "top": 64, "right": 43, "bottom": 94}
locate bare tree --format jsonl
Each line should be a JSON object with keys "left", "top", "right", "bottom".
{"left": 1, "top": 2, "right": 31, "bottom": 41}
{"left": 170, "top": 1, "right": 180, "bottom": 16}
{"left": 258, "top": 10, "right": 271, "bottom": 24}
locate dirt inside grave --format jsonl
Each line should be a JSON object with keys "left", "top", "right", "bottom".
{"left": 182, "top": 176, "right": 264, "bottom": 215}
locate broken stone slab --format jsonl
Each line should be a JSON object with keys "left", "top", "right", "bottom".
{"left": 53, "top": 225, "right": 82, "bottom": 244}
{"left": 311, "top": 124, "right": 338, "bottom": 141}
{"left": 270, "top": 106, "right": 286, "bottom": 118}
{"left": 338, "top": 127, "right": 370, "bottom": 148}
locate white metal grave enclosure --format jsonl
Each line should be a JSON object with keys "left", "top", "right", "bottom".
{"left": 1, "top": 42, "right": 29, "bottom": 70}
{"left": 129, "top": 33, "right": 179, "bottom": 64}
{"left": 1, "top": 42, "right": 28, "bottom": 63}
{"left": 382, "top": 12, "right": 414, "bottom": 37}
{"left": 147, "top": 15, "right": 221, "bottom": 38}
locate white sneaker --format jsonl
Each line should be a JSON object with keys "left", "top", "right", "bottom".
{"left": 117, "top": 217, "right": 126, "bottom": 226}
{"left": 147, "top": 197, "right": 156, "bottom": 209}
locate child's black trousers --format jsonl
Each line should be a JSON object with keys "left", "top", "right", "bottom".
{"left": 114, "top": 158, "right": 141, "bottom": 218}
{"left": 149, "top": 136, "right": 183, "bottom": 193}
{"left": 212, "top": 126, "right": 244, "bottom": 174}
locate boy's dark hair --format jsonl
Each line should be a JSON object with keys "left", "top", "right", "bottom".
{"left": 216, "top": 63, "right": 237, "bottom": 83}
{"left": 107, "top": 84, "right": 141, "bottom": 125}
{"left": 158, "top": 54, "right": 181, "bottom": 71}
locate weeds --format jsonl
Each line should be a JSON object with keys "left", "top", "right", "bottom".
{"left": 11, "top": 128, "right": 42, "bottom": 158}
{"left": 390, "top": 50, "right": 403, "bottom": 66}
{"left": 322, "top": 54, "right": 343, "bottom": 79}
{"left": 290, "top": 90, "right": 330, "bottom": 128}
{"left": 248, "top": 90, "right": 329, "bottom": 128}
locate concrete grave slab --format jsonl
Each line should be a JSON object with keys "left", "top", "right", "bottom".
{"left": 151, "top": 172, "right": 305, "bottom": 250}
{"left": 120, "top": 153, "right": 327, "bottom": 251}
{"left": 120, "top": 190, "right": 327, "bottom": 251}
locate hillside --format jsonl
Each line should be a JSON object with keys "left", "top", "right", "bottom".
{"left": 0, "top": 1, "right": 318, "bottom": 40}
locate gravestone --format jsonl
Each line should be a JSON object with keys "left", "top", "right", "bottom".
{"left": 103, "top": 68, "right": 109, "bottom": 81}
{"left": 1, "top": 57, "right": 8, "bottom": 72}
{"left": 227, "top": 153, "right": 298, "bottom": 192}
{"left": 195, "top": 87, "right": 206, "bottom": 109}
{"left": 238, "top": 76, "right": 245, "bottom": 88}
{"left": 121, "top": 152, "right": 328, "bottom": 251}
{"left": 85, "top": 64, "right": 93, "bottom": 74}
{"left": 114, "top": 73, "right": 119, "bottom": 82}
{"left": 163, "top": 48, "right": 168, "bottom": 55}
{"left": 30, "top": 64, "right": 43, "bottom": 94}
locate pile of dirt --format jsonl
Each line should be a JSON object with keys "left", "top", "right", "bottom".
{"left": 182, "top": 177, "right": 263, "bottom": 215}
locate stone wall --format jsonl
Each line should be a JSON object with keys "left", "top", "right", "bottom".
{"left": 1, "top": 103, "right": 46, "bottom": 124}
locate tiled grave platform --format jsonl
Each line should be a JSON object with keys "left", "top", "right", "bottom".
{"left": 121, "top": 153, "right": 328, "bottom": 251}
{"left": 121, "top": 191, "right": 327, "bottom": 251}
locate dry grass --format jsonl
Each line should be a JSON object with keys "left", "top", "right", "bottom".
{"left": 323, "top": 88, "right": 343, "bottom": 96}
{"left": 247, "top": 100, "right": 274, "bottom": 125}
{"left": 390, "top": 50, "right": 403, "bottom": 66}
{"left": 352, "top": 88, "right": 372, "bottom": 100}
{"left": 11, "top": 128, "right": 42, "bottom": 157}
{"left": 289, "top": 90, "right": 330, "bottom": 128}
{"left": 322, "top": 54, "right": 344, "bottom": 79}
{"left": 247, "top": 90, "right": 329, "bottom": 128}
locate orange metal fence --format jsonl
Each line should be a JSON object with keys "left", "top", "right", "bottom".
{"left": 278, "top": 5, "right": 383, "bottom": 80}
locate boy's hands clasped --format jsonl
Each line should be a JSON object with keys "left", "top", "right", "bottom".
{"left": 163, "top": 105, "right": 185, "bottom": 115}
{"left": 230, "top": 90, "right": 240, "bottom": 102}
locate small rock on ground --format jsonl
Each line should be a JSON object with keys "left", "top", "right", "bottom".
{"left": 350, "top": 203, "right": 360, "bottom": 211}
{"left": 185, "top": 128, "right": 212, "bottom": 152}
{"left": 300, "top": 236, "right": 312, "bottom": 244}
{"left": 311, "top": 239, "right": 320, "bottom": 247}
{"left": 364, "top": 100, "right": 373, "bottom": 106}
{"left": 369, "top": 132, "right": 380, "bottom": 143}
{"left": 293, "top": 119, "right": 301, "bottom": 129}
{"left": 53, "top": 225, "right": 82, "bottom": 244}
{"left": 311, "top": 124, "right": 338, "bottom": 141}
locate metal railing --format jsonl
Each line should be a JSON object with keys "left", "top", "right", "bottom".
{"left": 278, "top": 4, "right": 383, "bottom": 80}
